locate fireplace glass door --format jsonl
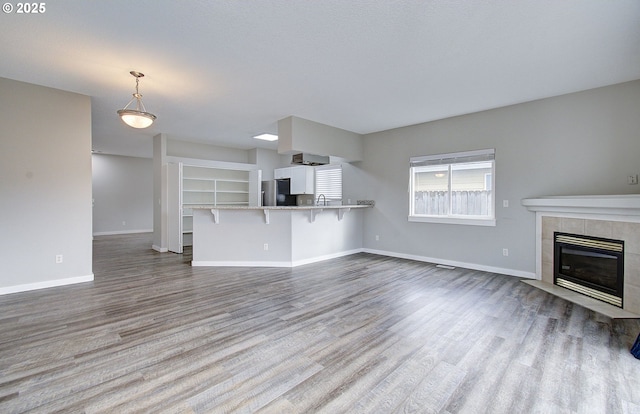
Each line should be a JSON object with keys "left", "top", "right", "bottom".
{"left": 554, "top": 232, "right": 624, "bottom": 307}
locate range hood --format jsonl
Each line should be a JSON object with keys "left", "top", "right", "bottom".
{"left": 291, "top": 153, "right": 330, "bottom": 166}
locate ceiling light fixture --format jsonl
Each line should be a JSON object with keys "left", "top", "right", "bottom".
{"left": 253, "top": 133, "right": 278, "bottom": 141}
{"left": 117, "top": 71, "right": 156, "bottom": 129}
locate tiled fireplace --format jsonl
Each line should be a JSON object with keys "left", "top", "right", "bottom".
{"left": 522, "top": 195, "right": 640, "bottom": 318}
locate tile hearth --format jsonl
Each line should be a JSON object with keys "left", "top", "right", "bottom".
{"left": 522, "top": 280, "right": 639, "bottom": 319}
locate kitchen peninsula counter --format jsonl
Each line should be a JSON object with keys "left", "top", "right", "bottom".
{"left": 189, "top": 204, "right": 371, "bottom": 267}
{"left": 189, "top": 204, "right": 372, "bottom": 210}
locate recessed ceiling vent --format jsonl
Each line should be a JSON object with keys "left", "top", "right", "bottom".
{"left": 291, "top": 153, "right": 329, "bottom": 165}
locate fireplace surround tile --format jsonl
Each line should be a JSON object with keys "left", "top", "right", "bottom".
{"left": 542, "top": 216, "right": 560, "bottom": 241}
{"left": 584, "top": 219, "right": 613, "bottom": 239}
{"left": 626, "top": 285, "right": 640, "bottom": 315}
{"left": 560, "top": 217, "right": 585, "bottom": 234}
{"left": 541, "top": 239, "right": 553, "bottom": 266}
{"left": 612, "top": 222, "right": 640, "bottom": 255}
{"left": 542, "top": 260, "right": 553, "bottom": 284}
{"left": 626, "top": 253, "right": 640, "bottom": 288}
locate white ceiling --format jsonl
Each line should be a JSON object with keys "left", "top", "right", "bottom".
{"left": 2, "top": 1, "right": 639, "bottom": 158}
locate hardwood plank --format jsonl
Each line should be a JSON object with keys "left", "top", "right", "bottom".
{"left": 0, "top": 233, "right": 638, "bottom": 413}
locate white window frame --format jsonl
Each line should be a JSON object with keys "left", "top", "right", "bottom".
{"left": 315, "top": 164, "right": 342, "bottom": 203}
{"left": 409, "top": 149, "right": 496, "bottom": 226}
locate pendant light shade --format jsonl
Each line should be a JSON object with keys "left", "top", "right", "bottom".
{"left": 117, "top": 71, "right": 156, "bottom": 128}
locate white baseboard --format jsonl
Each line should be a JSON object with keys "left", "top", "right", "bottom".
{"left": 291, "top": 249, "right": 364, "bottom": 267}
{"left": 93, "top": 229, "right": 153, "bottom": 236}
{"left": 152, "top": 245, "right": 168, "bottom": 253}
{"left": 0, "top": 274, "right": 94, "bottom": 295}
{"left": 192, "top": 260, "right": 294, "bottom": 267}
{"left": 363, "top": 248, "right": 537, "bottom": 279}
{"left": 191, "top": 248, "right": 535, "bottom": 278}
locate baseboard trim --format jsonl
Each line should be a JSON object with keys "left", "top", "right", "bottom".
{"left": 93, "top": 229, "right": 153, "bottom": 236}
{"left": 152, "top": 245, "right": 168, "bottom": 253}
{"left": 291, "top": 249, "right": 364, "bottom": 267}
{"left": 0, "top": 274, "right": 94, "bottom": 295}
{"left": 192, "top": 260, "right": 293, "bottom": 267}
{"left": 190, "top": 248, "right": 535, "bottom": 278}
{"left": 363, "top": 248, "right": 537, "bottom": 279}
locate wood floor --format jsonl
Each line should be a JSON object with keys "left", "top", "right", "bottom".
{"left": 1, "top": 234, "right": 639, "bottom": 413}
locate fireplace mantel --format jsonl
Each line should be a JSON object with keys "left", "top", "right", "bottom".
{"left": 521, "top": 194, "right": 640, "bottom": 318}
{"left": 522, "top": 194, "right": 640, "bottom": 217}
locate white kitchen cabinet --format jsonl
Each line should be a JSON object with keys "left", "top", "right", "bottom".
{"left": 274, "top": 167, "right": 291, "bottom": 179}
{"left": 290, "top": 166, "right": 314, "bottom": 194}
{"left": 168, "top": 162, "right": 260, "bottom": 253}
{"left": 274, "top": 166, "right": 314, "bottom": 194}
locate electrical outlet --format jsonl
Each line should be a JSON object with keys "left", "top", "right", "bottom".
{"left": 55, "top": 254, "right": 63, "bottom": 264}
{"left": 503, "top": 200, "right": 509, "bottom": 208}
{"left": 122, "top": 221, "right": 126, "bottom": 226}
{"left": 628, "top": 175, "right": 638, "bottom": 185}
{"left": 375, "top": 235, "right": 380, "bottom": 241}
{"left": 264, "top": 243, "right": 269, "bottom": 251}
{"left": 502, "top": 248, "right": 509, "bottom": 257}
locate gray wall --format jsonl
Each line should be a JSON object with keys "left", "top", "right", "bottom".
{"left": 92, "top": 154, "right": 153, "bottom": 235}
{"left": 152, "top": 134, "right": 168, "bottom": 251}
{"left": 278, "top": 116, "right": 363, "bottom": 161}
{"left": 357, "top": 80, "right": 640, "bottom": 276}
{"left": 248, "top": 148, "right": 290, "bottom": 180}
{"left": 166, "top": 137, "right": 250, "bottom": 163}
{"left": 0, "top": 77, "right": 93, "bottom": 292}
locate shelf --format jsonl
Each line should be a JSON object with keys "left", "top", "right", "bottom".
{"left": 183, "top": 202, "right": 248, "bottom": 206}
{"left": 183, "top": 177, "right": 217, "bottom": 181}
{"left": 170, "top": 162, "right": 258, "bottom": 254}
{"left": 184, "top": 177, "right": 249, "bottom": 183}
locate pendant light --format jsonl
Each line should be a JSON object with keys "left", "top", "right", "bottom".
{"left": 117, "top": 71, "right": 156, "bottom": 128}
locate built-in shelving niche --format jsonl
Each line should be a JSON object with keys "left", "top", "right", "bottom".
{"left": 168, "top": 161, "right": 260, "bottom": 253}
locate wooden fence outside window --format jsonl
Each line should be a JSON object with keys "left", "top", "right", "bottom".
{"left": 414, "top": 190, "right": 492, "bottom": 216}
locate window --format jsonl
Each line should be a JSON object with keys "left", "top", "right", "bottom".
{"left": 409, "top": 149, "right": 495, "bottom": 226}
{"left": 315, "top": 165, "right": 342, "bottom": 202}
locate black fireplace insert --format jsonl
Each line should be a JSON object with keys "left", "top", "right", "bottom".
{"left": 554, "top": 232, "right": 624, "bottom": 307}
